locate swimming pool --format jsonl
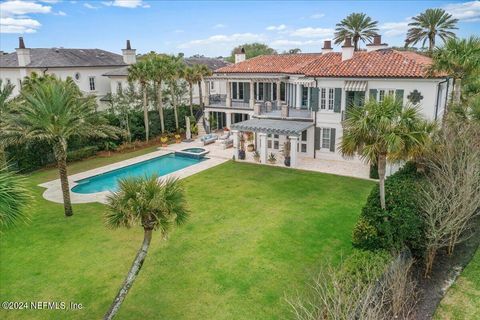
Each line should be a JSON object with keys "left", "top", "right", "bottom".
{"left": 72, "top": 153, "right": 205, "bottom": 194}
{"left": 174, "top": 147, "right": 209, "bottom": 159}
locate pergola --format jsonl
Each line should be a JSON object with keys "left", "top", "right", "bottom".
{"left": 231, "top": 118, "right": 314, "bottom": 167}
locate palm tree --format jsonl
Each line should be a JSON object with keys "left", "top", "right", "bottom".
{"left": 193, "top": 64, "right": 212, "bottom": 110}
{"left": 334, "top": 13, "right": 379, "bottom": 51}
{"left": 0, "top": 166, "right": 32, "bottom": 229}
{"left": 165, "top": 55, "right": 185, "bottom": 131}
{"left": 431, "top": 36, "right": 480, "bottom": 106}
{"left": 405, "top": 8, "right": 458, "bottom": 51}
{"left": 103, "top": 176, "right": 188, "bottom": 320}
{"left": 340, "top": 96, "right": 428, "bottom": 209}
{"left": 1, "top": 76, "right": 119, "bottom": 217}
{"left": 182, "top": 66, "right": 199, "bottom": 116}
{"left": 0, "top": 80, "right": 15, "bottom": 166}
{"left": 148, "top": 53, "right": 172, "bottom": 133}
{"left": 128, "top": 60, "right": 151, "bottom": 141}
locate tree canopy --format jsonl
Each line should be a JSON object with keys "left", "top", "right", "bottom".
{"left": 227, "top": 43, "right": 277, "bottom": 62}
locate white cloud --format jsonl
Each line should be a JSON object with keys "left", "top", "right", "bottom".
{"left": 84, "top": 3, "right": 99, "bottom": 9}
{"left": 379, "top": 20, "right": 411, "bottom": 37}
{"left": 0, "top": 16, "right": 41, "bottom": 33}
{"left": 174, "top": 29, "right": 184, "bottom": 33}
{"left": 56, "top": 10, "right": 66, "bottom": 16}
{"left": 178, "top": 33, "right": 264, "bottom": 49}
{"left": 39, "top": 0, "right": 61, "bottom": 3}
{"left": 270, "top": 39, "right": 324, "bottom": 48}
{"left": 102, "top": 0, "right": 150, "bottom": 8}
{"left": 289, "top": 27, "right": 333, "bottom": 38}
{"left": 444, "top": 1, "right": 480, "bottom": 22}
{"left": 266, "top": 24, "right": 287, "bottom": 31}
{"left": 0, "top": 1, "right": 51, "bottom": 17}
{"left": 310, "top": 13, "right": 325, "bottom": 19}
{"left": 213, "top": 23, "right": 226, "bottom": 29}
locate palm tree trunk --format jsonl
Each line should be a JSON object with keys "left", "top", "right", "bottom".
{"left": 198, "top": 81, "right": 203, "bottom": 110}
{"left": 171, "top": 86, "right": 179, "bottom": 130}
{"left": 53, "top": 141, "right": 73, "bottom": 217}
{"left": 157, "top": 82, "right": 165, "bottom": 133}
{"left": 429, "top": 34, "right": 435, "bottom": 52}
{"left": 353, "top": 35, "right": 359, "bottom": 51}
{"left": 453, "top": 78, "right": 462, "bottom": 105}
{"left": 142, "top": 84, "right": 149, "bottom": 142}
{"left": 104, "top": 228, "right": 153, "bottom": 320}
{"left": 189, "top": 83, "right": 194, "bottom": 116}
{"left": 377, "top": 154, "right": 387, "bottom": 210}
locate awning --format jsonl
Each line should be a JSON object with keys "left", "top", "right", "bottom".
{"left": 231, "top": 118, "right": 314, "bottom": 136}
{"left": 344, "top": 80, "right": 367, "bottom": 91}
{"left": 291, "top": 78, "right": 316, "bottom": 87}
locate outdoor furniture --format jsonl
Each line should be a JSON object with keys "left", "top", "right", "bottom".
{"left": 218, "top": 131, "right": 231, "bottom": 141}
{"left": 200, "top": 133, "right": 218, "bottom": 146}
{"left": 220, "top": 137, "right": 233, "bottom": 149}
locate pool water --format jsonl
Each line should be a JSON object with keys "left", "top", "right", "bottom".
{"left": 72, "top": 153, "right": 205, "bottom": 194}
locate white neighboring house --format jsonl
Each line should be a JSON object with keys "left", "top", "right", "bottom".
{"left": 0, "top": 37, "right": 136, "bottom": 108}
{"left": 205, "top": 36, "right": 451, "bottom": 175}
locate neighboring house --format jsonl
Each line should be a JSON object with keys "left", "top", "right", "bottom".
{"left": 103, "top": 56, "right": 230, "bottom": 104}
{"left": 0, "top": 37, "right": 135, "bottom": 108}
{"left": 205, "top": 36, "right": 450, "bottom": 172}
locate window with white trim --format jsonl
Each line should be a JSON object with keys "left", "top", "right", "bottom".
{"left": 328, "top": 88, "right": 334, "bottom": 110}
{"left": 378, "top": 89, "right": 395, "bottom": 102}
{"left": 321, "top": 128, "right": 331, "bottom": 149}
{"left": 320, "top": 88, "right": 326, "bottom": 109}
{"left": 232, "top": 82, "right": 244, "bottom": 100}
{"left": 89, "top": 77, "right": 96, "bottom": 91}
{"left": 210, "top": 81, "right": 215, "bottom": 90}
{"left": 116, "top": 82, "right": 122, "bottom": 93}
{"left": 301, "top": 130, "right": 307, "bottom": 153}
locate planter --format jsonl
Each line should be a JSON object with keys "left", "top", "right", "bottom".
{"left": 268, "top": 160, "right": 277, "bottom": 165}
{"left": 253, "top": 156, "right": 260, "bottom": 162}
{"left": 284, "top": 156, "right": 291, "bottom": 167}
{"left": 162, "top": 143, "right": 168, "bottom": 147}
{"left": 238, "top": 150, "right": 246, "bottom": 160}
{"left": 247, "top": 144, "right": 255, "bottom": 152}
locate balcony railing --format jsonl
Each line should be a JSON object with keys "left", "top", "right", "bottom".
{"left": 256, "top": 101, "right": 313, "bottom": 119}
{"left": 207, "top": 94, "right": 251, "bottom": 109}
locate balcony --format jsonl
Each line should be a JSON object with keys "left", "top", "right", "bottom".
{"left": 208, "top": 94, "right": 251, "bottom": 109}
{"left": 255, "top": 101, "right": 313, "bottom": 120}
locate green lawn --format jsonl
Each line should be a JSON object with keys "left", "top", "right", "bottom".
{"left": 434, "top": 248, "right": 480, "bottom": 320}
{"left": 0, "top": 150, "right": 374, "bottom": 320}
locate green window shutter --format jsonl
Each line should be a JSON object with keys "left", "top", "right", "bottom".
{"left": 244, "top": 83, "right": 250, "bottom": 102}
{"left": 395, "top": 89, "right": 404, "bottom": 105}
{"left": 329, "top": 128, "right": 336, "bottom": 152}
{"left": 334, "top": 88, "right": 342, "bottom": 113}
{"left": 310, "top": 87, "right": 319, "bottom": 111}
{"left": 314, "top": 127, "right": 321, "bottom": 150}
{"left": 369, "top": 89, "right": 377, "bottom": 101}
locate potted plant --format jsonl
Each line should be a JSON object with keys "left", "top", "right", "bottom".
{"left": 283, "top": 140, "right": 291, "bottom": 167}
{"left": 268, "top": 152, "right": 277, "bottom": 164}
{"left": 160, "top": 135, "right": 168, "bottom": 147}
{"left": 238, "top": 134, "right": 246, "bottom": 160}
{"left": 174, "top": 133, "right": 182, "bottom": 143}
{"left": 246, "top": 132, "right": 255, "bottom": 152}
{"left": 253, "top": 151, "right": 260, "bottom": 162}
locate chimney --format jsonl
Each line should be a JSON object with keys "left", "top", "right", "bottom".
{"left": 341, "top": 37, "right": 354, "bottom": 61}
{"left": 122, "top": 40, "right": 136, "bottom": 65}
{"left": 322, "top": 40, "right": 333, "bottom": 54}
{"left": 16, "top": 37, "right": 31, "bottom": 67}
{"left": 234, "top": 47, "right": 246, "bottom": 64}
{"left": 366, "top": 35, "right": 388, "bottom": 52}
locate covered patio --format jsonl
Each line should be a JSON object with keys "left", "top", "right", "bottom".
{"left": 231, "top": 118, "right": 314, "bottom": 167}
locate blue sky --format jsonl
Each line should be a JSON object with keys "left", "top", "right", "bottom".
{"left": 1, "top": 0, "right": 479, "bottom": 57}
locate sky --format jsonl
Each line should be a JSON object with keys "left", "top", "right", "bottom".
{"left": 0, "top": 0, "right": 479, "bottom": 57}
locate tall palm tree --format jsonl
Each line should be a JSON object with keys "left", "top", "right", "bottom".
{"left": 193, "top": 64, "right": 212, "bottom": 110}
{"left": 182, "top": 66, "right": 198, "bottom": 116}
{"left": 1, "top": 76, "right": 119, "bottom": 217}
{"left": 165, "top": 55, "right": 185, "bottom": 131}
{"left": 334, "top": 13, "right": 379, "bottom": 51}
{"left": 148, "top": 53, "right": 172, "bottom": 133}
{"left": 0, "top": 80, "right": 15, "bottom": 166}
{"left": 340, "top": 96, "right": 428, "bottom": 209}
{"left": 128, "top": 60, "right": 151, "bottom": 141}
{"left": 103, "top": 176, "right": 188, "bottom": 320}
{"left": 405, "top": 8, "right": 458, "bottom": 51}
{"left": 431, "top": 36, "right": 480, "bottom": 106}
{"left": 0, "top": 166, "right": 32, "bottom": 229}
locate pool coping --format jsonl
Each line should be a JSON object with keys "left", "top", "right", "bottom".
{"left": 38, "top": 149, "right": 228, "bottom": 204}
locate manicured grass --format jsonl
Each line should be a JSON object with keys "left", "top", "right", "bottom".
{"left": 0, "top": 151, "right": 374, "bottom": 319}
{"left": 434, "top": 248, "right": 480, "bottom": 320}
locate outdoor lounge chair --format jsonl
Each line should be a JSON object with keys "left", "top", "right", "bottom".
{"left": 220, "top": 137, "right": 233, "bottom": 149}
{"left": 200, "top": 133, "right": 218, "bottom": 146}
{"left": 218, "top": 131, "right": 231, "bottom": 141}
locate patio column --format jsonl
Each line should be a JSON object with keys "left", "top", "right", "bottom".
{"left": 225, "top": 112, "right": 232, "bottom": 129}
{"left": 226, "top": 80, "right": 231, "bottom": 108}
{"left": 290, "top": 136, "right": 298, "bottom": 167}
{"left": 249, "top": 81, "right": 255, "bottom": 108}
{"left": 296, "top": 84, "right": 302, "bottom": 109}
{"left": 204, "top": 111, "right": 210, "bottom": 132}
{"left": 258, "top": 132, "right": 268, "bottom": 164}
{"left": 232, "top": 130, "right": 240, "bottom": 159}
{"left": 205, "top": 80, "right": 210, "bottom": 105}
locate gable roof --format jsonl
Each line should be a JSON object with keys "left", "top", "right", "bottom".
{"left": 304, "top": 49, "right": 440, "bottom": 78}
{"left": 215, "top": 53, "right": 327, "bottom": 74}
{"left": 0, "top": 48, "right": 126, "bottom": 68}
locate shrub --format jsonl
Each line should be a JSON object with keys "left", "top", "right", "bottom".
{"left": 369, "top": 163, "right": 379, "bottom": 179}
{"left": 352, "top": 162, "right": 425, "bottom": 254}
{"left": 67, "top": 146, "right": 99, "bottom": 162}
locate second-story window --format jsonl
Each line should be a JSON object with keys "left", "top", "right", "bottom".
{"left": 117, "top": 82, "right": 122, "bottom": 93}
{"left": 320, "top": 88, "right": 326, "bottom": 109}
{"left": 232, "top": 82, "right": 238, "bottom": 99}
{"left": 210, "top": 81, "right": 215, "bottom": 90}
{"left": 231, "top": 82, "right": 244, "bottom": 100}
{"left": 302, "top": 86, "right": 308, "bottom": 107}
{"left": 89, "top": 77, "right": 96, "bottom": 91}
{"left": 239, "top": 82, "right": 244, "bottom": 99}
{"left": 328, "top": 88, "right": 334, "bottom": 110}
{"left": 280, "top": 82, "right": 285, "bottom": 101}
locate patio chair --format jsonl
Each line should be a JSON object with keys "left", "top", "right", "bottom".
{"left": 200, "top": 133, "right": 218, "bottom": 146}
{"left": 220, "top": 137, "right": 233, "bottom": 149}
{"left": 218, "top": 131, "right": 231, "bottom": 141}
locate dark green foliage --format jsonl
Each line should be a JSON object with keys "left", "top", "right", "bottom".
{"left": 352, "top": 163, "right": 425, "bottom": 254}
{"left": 369, "top": 163, "right": 379, "bottom": 179}
{"left": 338, "top": 249, "right": 391, "bottom": 284}
{"left": 67, "top": 146, "right": 99, "bottom": 162}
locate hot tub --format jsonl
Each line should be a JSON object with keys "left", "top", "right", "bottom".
{"left": 175, "top": 147, "right": 210, "bottom": 159}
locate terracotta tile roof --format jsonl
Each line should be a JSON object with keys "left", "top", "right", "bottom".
{"left": 215, "top": 53, "right": 325, "bottom": 74}
{"left": 304, "top": 49, "right": 442, "bottom": 78}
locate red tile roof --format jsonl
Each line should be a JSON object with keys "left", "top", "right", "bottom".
{"left": 214, "top": 49, "right": 444, "bottom": 79}
{"left": 304, "top": 49, "right": 441, "bottom": 78}
{"left": 215, "top": 53, "right": 326, "bottom": 74}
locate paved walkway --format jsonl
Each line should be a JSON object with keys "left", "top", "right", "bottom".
{"left": 39, "top": 137, "right": 370, "bottom": 204}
